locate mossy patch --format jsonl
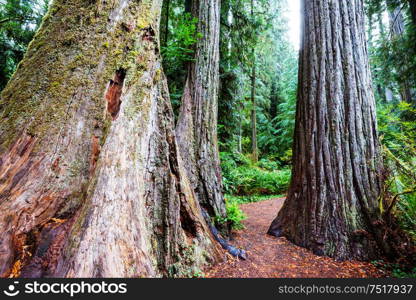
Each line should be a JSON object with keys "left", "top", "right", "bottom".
{"left": 0, "top": 0, "right": 162, "bottom": 153}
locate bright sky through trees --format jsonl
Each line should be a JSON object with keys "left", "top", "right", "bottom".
{"left": 287, "top": 0, "right": 301, "bottom": 50}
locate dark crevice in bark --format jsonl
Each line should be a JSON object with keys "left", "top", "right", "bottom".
{"left": 179, "top": 205, "right": 198, "bottom": 239}
{"left": 88, "top": 136, "right": 101, "bottom": 177}
{"left": 168, "top": 133, "right": 197, "bottom": 239}
{"left": 19, "top": 218, "right": 74, "bottom": 278}
{"left": 8, "top": 184, "right": 88, "bottom": 278}
{"left": 141, "top": 26, "right": 156, "bottom": 42}
{"left": 10, "top": 162, "right": 32, "bottom": 191}
{"left": 105, "top": 69, "right": 126, "bottom": 120}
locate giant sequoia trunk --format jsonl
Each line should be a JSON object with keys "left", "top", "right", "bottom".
{"left": 0, "top": 0, "right": 221, "bottom": 278}
{"left": 175, "top": 0, "right": 227, "bottom": 232}
{"left": 268, "top": 0, "right": 383, "bottom": 260}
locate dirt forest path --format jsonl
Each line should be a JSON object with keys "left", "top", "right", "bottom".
{"left": 206, "top": 198, "right": 386, "bottom": 278}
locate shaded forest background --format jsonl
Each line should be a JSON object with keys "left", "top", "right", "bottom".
{"left": 0, "top": 0, "right": 415, "bottom": 276}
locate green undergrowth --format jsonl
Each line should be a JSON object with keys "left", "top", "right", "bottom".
{"left": 372, "top": 260, "right": 416, "bottom": 278}
{"left": 226, "top": 194, "right": 285, "bottom": 205}
{"left": 220, "top": 151, "right": 291, "bottom": 196}
{"left": 378, "top": 102, "right": 416, "bottom": 240}
{"left": 392, "top": 267, "right": 416, "bottom": 278}
{"left": 221, "top": 194, "right": 285, "bottom": 231}
{"left": 216, "top": 198, "right": 246, "bottom": 231}
{"left": 220, "top": 151, "right": 290, "bottom": 230}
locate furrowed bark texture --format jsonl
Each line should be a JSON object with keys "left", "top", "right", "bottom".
{"left": 0, "top": 0, "right": 221, "bottom": 278}
{"left": 175, "top": 0, "right": 227, "bottom": 231}
{"left": 268, "top": 0, "right": 383, "bottom": 260}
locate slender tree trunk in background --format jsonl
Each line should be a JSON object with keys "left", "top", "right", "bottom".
{"left": 175, "top": 0, "right": 228, "bottom": 233}
{"left": 185, "top": 0, "right": 192, "bottom": 14}
{"left": 250, "top": 62, "right": 258, "bottom": 163}
{"left": 378, "top": 11, "right": 386, "bottom": 39}
{"left": 367, "top": 12, "right": 386, "bottom": 102}
{"left": 238, "top": 112, "right": 243, "bottom": 154}
{"left": 385, "top": 88, "right": 394, "bottom": 102}
{"left": 409, "top": 0, "right": 416, "bottom": 27}
{"left": 377, "top": 12, "right": 395, "bottom": 102}
{"left": 270, "top": 81, "right": 279, "bottom": 120}
{"left": 0, "top": 0, "right": 221, "bottom": 278}
{"left": 161, "top": 0, "right": 170, "bottom": 48}
{"left": 268, "top": 0, "right": 384, "bottom": 260}
{"left": 389, "top": 7, "right": 415, "bottom": 104}
{"left": 250, "top": 0, "right": 258, "bottom": 163}
{"left": 389, "top": 7, "right": 405, "bottom": 34}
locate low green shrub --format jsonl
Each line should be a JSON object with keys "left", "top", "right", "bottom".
{"left": 372, "top": 261, "right": 416, "bottom": 278}
{"left": 219, "top": 151, "right": 290, "bottom": 230}
{"left": 215, "top": 196, "right": 246, "bottom": 230}
{"left": 256, "top": 158, "right": 281, "bottom": 171}
{"left": 220, "top": 151, "right": 291, "bottom": 196}
{"left": 224, "top": 166, "right": 291, "bottom": 196}
{"left": 392, "top": 267, "right": 416, "bottom": 278}
{"left": 225, "top": 199, "right": 246, "bottom": 230}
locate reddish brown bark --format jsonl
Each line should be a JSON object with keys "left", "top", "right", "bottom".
{"left": 175, "top": 0, "right": 228, "bottom": 233}
{"left": 268, "top": 0, "right": 383, "bottom": 260}
{"left": 0, "top": 0, "right": 221, "bottom": 278}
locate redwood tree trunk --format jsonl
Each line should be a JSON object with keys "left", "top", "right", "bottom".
{"left": 268, "top": 0, "right": 383, "bottom": 260}
{"left": 175, "top": 0, "right": 228, "bottom": 232}
{"left": 0, "top": 0, "right": 221, "bottom": 278}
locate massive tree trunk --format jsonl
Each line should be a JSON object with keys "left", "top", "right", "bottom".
{"left": 268, "top": 0, "right": 384, "bottom": 260}
{"left": 0, "top": 0, "right": 221, "bottom": 278}
{"left": 175, "top": 0, "right": 228, "bottom": 232}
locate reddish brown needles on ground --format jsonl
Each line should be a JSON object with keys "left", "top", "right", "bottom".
{"left": 206, "top": 198, "right": 386, "bottom": 278}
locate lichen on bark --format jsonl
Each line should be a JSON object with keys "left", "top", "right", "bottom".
{"left": 0, "top": 0, "right": 221, "bottom": 278}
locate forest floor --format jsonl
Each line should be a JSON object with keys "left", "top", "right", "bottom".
{"left": 206, "top": 198, "right": 387, "bottom": 278}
